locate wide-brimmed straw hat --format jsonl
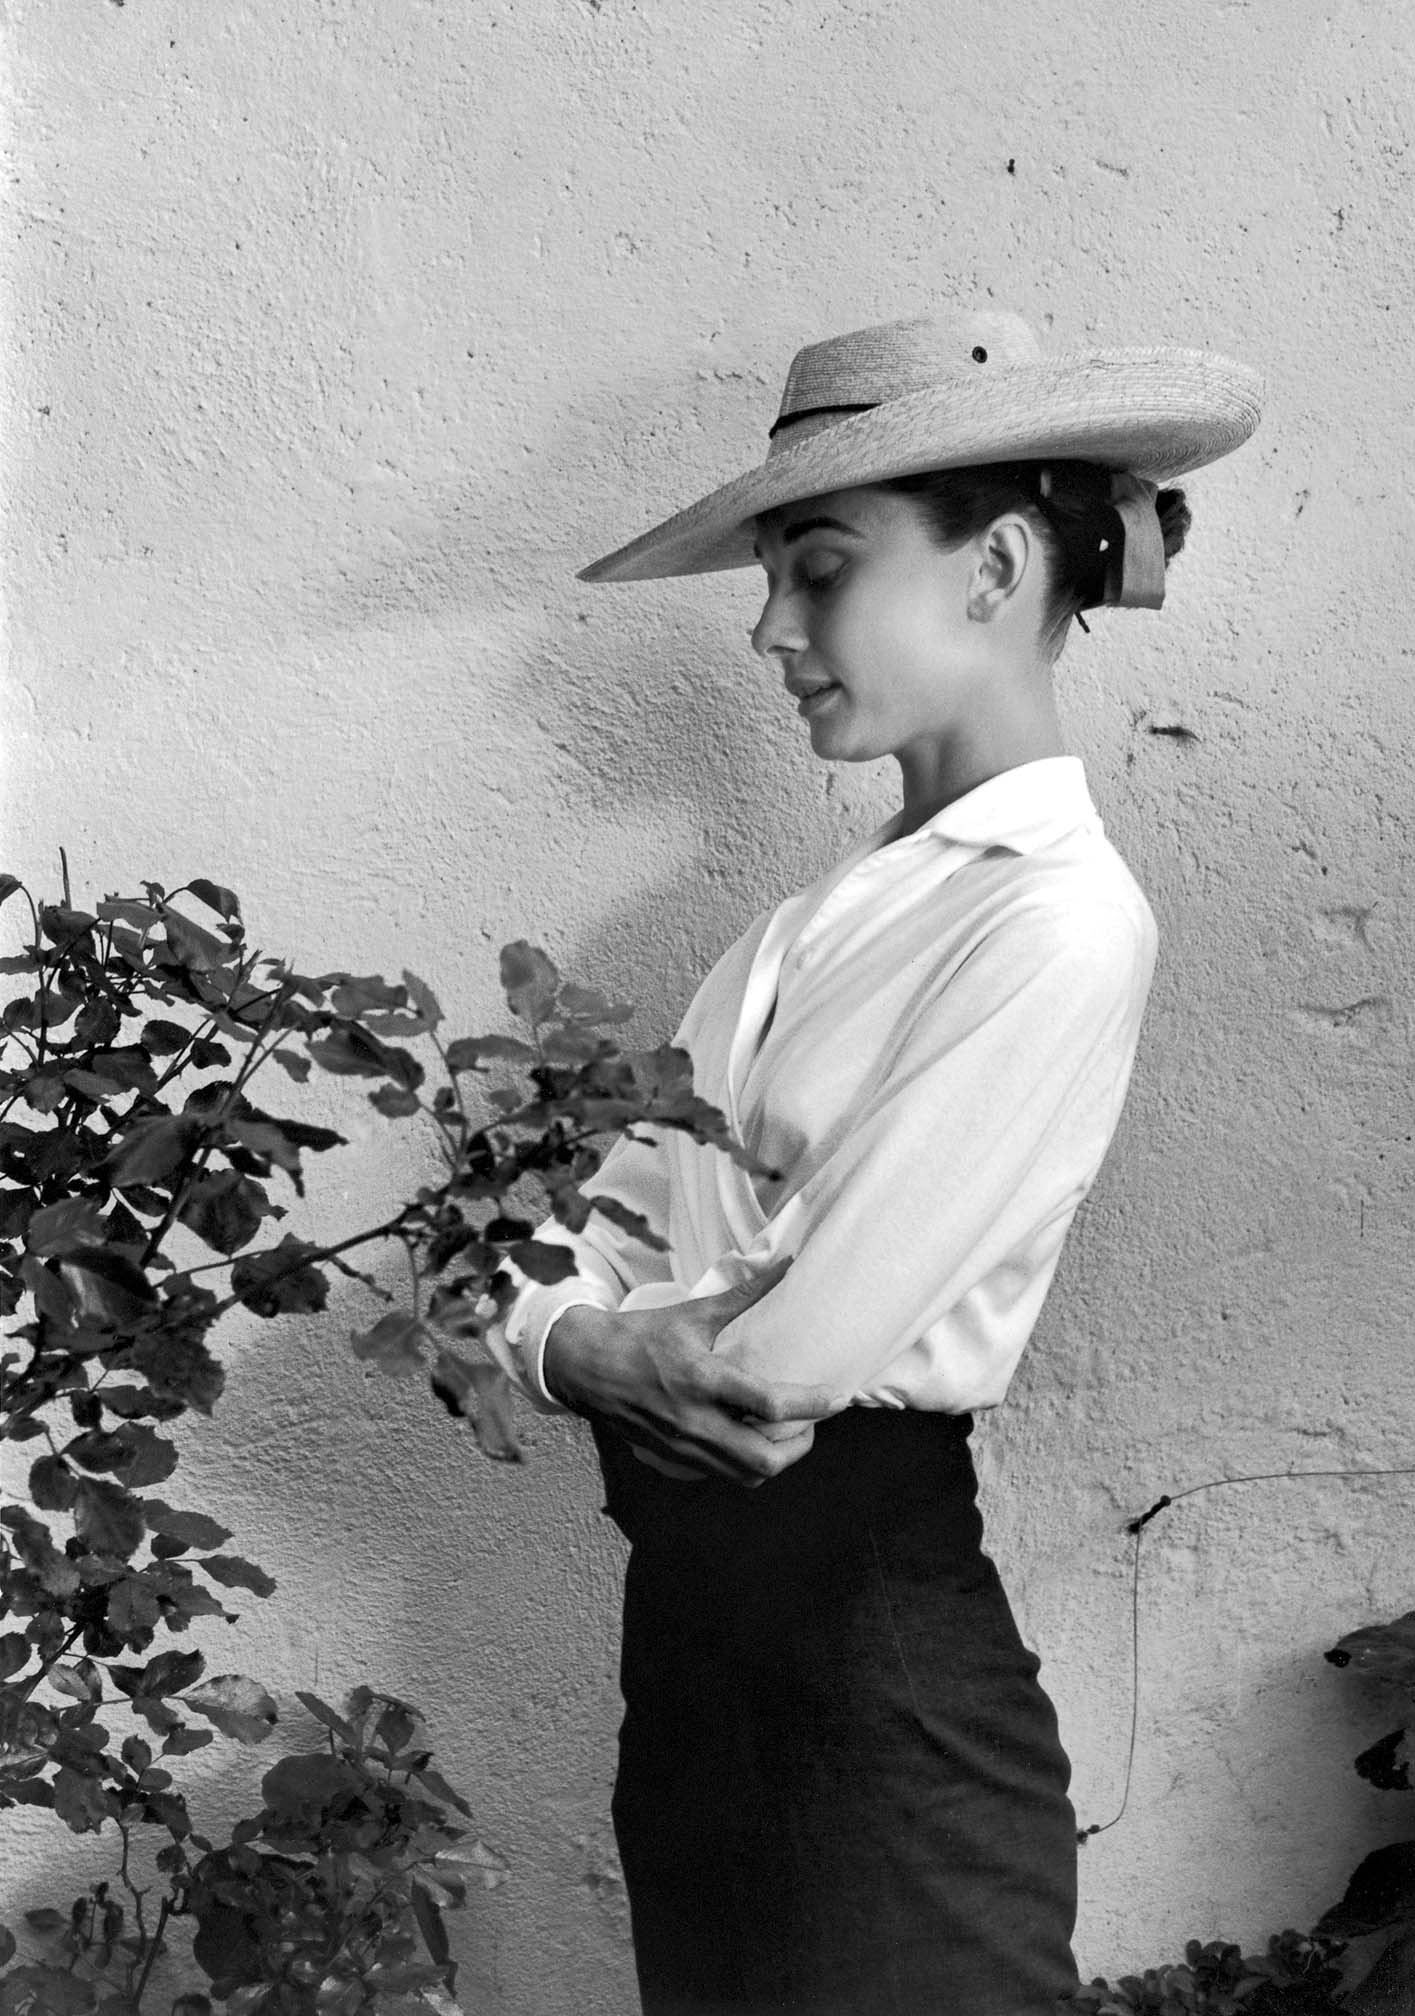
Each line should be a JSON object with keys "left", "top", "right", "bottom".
{"left": 578, "top": 308, "right": 1263, "bottom": 606}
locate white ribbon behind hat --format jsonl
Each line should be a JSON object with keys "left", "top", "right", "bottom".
{"left": 1107, "top": 473, "right": 1166, "bottom": 610}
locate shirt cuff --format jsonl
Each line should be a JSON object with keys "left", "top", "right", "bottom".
{"left": 496, "top": 1277, "right": 620, "bottom": 1412}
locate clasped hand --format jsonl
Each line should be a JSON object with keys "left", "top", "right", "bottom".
{"left": 541, "top": 1261, "right": 843, "bottom": 1485}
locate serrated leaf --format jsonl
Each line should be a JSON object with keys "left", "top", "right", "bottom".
{"left": 58, "top": 1250, "right": 158, "bottom": 1328}
{"left": 72, "top": 1479, "right": 145, "bottom": 1560}
{"left": 197, "top": 1555, "right": 276, "bottom": 1599}
{"left": 105, "top": 1115, "right": 202, "bottom": 1188}
{"left": 137, "top": 1647, "right": 206, "bottom": 1698}
{"left": 185, "top": 1674, "right": 277, "bottom": 1743}
{"left": 230, "top": 1236, "right": 328, "bottom": 1318}
{"left": 25, "top": 1199, "right": 106, "bottom": 1258}
{"left": 177, "top": 1170, "right": 266, "bottom": 1256}
{"left": 53, "top": 1763, "right": 114, "bottom": 1834}
{"left": 28, "top": 1455, "right": 78, "bottom": 1512}
{"left": 160, "top": 911, "right": 227, "bottom": 973}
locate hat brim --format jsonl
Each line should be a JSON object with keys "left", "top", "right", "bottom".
{"left": 578, "top": 348, "right": 1264, "bottom": 584}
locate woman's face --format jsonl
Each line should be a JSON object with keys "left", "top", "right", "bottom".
{"left": 750, "top": 484, "right": 1004, "bottom": 768}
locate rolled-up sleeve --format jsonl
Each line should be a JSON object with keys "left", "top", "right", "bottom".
{"left": 486, "top": 1127, "right": 676, "bottom": 1410}
{"left": 711, "top": 899, "right": 1155, "bottom": 1401}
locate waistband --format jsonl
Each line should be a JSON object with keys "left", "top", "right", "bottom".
{"left": 591, "top": 1403, "right": 977, "bottom": 1555}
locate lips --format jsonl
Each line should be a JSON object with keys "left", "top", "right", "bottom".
{"left": 793, "top": 682, "right": 840, "bottom": 717}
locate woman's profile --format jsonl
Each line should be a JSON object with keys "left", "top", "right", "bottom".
{"left": 490, "top": 306, "right": 1263, "bottom": 2016}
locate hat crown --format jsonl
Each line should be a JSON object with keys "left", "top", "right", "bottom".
{"left": 774, "top": 310, "right": 1045, "bottom": 435}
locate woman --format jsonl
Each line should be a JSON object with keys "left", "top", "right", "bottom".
{"left": 491, "top": 308, "right": 1262, "bottom": 2016}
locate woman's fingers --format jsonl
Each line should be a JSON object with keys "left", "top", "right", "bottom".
{"left": 694, "top": 1355, "right": 844, "bottom": 1427}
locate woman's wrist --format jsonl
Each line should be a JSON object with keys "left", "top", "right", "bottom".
{"left": 542, "top": 1302, "right": 616, "bottom": 1411}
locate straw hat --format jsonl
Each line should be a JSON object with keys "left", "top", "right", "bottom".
{"left": 578, "top": 308, "right": 1263, "bottom": 603}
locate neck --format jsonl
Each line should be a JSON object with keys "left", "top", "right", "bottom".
{"left": 894, "top": 683, "right": 1065, "bottom": 838}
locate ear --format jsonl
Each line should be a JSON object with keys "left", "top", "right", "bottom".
{"left": 965, "top": 514, "right": 1037, "bottom": 623}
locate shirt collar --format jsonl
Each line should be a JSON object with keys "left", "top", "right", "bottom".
{"left": 877, "top": 756, "right": 1099, "bottom": 858}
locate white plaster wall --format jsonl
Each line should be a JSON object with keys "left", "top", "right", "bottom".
{"left": 3, "top": 0, "right": 1415, "bottom": 2007}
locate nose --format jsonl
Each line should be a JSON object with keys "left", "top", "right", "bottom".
{"left": 750, "top": 581, "right": 805, "bottom": 663}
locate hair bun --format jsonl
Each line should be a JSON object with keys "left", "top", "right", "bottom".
{"left": 1155, "top": 486, "right": 1191, "bottom": 562}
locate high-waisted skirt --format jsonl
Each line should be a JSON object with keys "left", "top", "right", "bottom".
{"left": 591, "top": 1405, "right": 1079, "bottom": 2016}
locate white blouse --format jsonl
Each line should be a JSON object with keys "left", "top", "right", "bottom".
{"left": 491, "top": 756, "right": 1156, "bottom": 1415}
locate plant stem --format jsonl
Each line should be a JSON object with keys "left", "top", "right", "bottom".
{"left": 131, "top": 1895, "right": 172, "bottom": 2011}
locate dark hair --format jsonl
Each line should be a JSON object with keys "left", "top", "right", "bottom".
{"left": 881, "top": 461, "right": 1191, "bottom": 636}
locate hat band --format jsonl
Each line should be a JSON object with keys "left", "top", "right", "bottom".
{"left": 767, "top": 401, "right": 877, "bottom": 446}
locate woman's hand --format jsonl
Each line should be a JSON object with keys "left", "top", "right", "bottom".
{"left": 542, "top": 1263, "right": 844, "bottom": 1486}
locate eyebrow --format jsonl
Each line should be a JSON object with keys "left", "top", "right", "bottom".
{"left": 752, "top": 514, "right": 862, "bottom": 559}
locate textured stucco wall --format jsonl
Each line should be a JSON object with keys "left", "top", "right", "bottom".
{"left": 4, "top": 1, "right": 1415, "bottom": 2008}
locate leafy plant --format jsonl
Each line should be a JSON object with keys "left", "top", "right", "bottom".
{"left": 1078, "top": 1609, "right": 1415, "bottom": 2014}
{"left": 0, "top": 865, "right": 764, "bottom": 2014}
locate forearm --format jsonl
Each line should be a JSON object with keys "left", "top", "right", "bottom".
{"left": 540, "top": 1301, "right": 619, "bottom": 1412}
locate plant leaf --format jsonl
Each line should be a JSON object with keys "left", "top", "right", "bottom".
{"left": 197, "top": 1555, "right": 277, "bottom": 1599}
{"left": 177, "top": 1171, "right": 267, "bottom": 1256}
{"left": 370, "top": 1083, "right": 422, "bottom": 1118}
{"left": 185, "top": 879, "right": 240, "bottom": 922}
{"left": 184, "top": 1674, "right": 278, "bottom": 1743}
{"left": 402, "top": 969, "right": 443, "bottom": 1028}
{"left": 140, "top": 1502, "right": 233, "bottom": 1552}
{"left": 503, "top": 1239, "right": 577, "bottom": 1286}
{"left": 72, "top": 1478, "right": 145, "bottom": 1560}
{"left": 106, "top": 1115, "right": 203, "bottom": 1188}
{"left": 430, "top": 1352, "right": 521, "bottom": 1462}
{"left": 294, "top": 1690, "right": 358, "bottom": 1744}
{"left": 160, "top": 911, "right": 227, "bottom": 973}
{"left": 351, "top": 1311, "right": 427, "bottom": 1376}
{"left": 500, "top": 942, "right": 560, "bottom": 1025}
{"left": 25, "top": 1199, "right": 106, "bottom": 1258}
{"left": 58, "top": 1249, "right": 157, "bottom": 1328}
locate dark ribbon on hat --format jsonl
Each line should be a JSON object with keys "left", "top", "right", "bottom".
{"left": 769, "top": 406, "right": 1168, "bottom": 612}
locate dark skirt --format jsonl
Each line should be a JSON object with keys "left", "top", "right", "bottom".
{"left": 591, "top": 1405, "right": 1079, "bottom": 2016}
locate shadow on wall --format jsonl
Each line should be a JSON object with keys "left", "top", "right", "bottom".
{"left": 502, "top": 370, "right": 871, "bottom": 1026}
{"left": 312, "top": 354, "right": 863, "bottom": 1028}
